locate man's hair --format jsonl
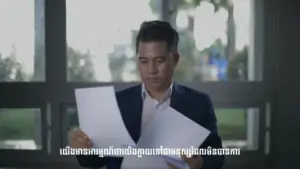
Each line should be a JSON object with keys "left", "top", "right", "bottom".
{"left": 135, "top": 20, "right": 179, "bottom": 53}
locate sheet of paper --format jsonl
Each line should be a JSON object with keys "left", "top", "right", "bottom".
{"left": 121, "top": 144, "right": 186, "bottom": 169}
{"left": 75, "top": 86, "right": 135, "bottom": 153}
{"left": 161, "top": 155, "right": 187, "bottom": 169}
{"left": 137, "top": 107, "right": 211, "bottom": 161}
{"left": 121, "top": 155, "right": 170, "bottom": 169}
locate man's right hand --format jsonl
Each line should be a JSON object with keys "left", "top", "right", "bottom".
{"left": 69, "top": 128, "right": 92, "bottom": 149}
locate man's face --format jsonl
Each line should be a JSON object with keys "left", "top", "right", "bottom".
{"left": 137, "top": 41, "right": 179, "bottom": 90}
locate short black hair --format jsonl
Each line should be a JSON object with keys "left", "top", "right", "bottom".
{"left": 135, "top": 20, "right": 179, "bottom": 53}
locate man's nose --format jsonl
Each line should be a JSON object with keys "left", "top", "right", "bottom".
{"left": 148, "top": 62, "right": 158, "bottom": 74}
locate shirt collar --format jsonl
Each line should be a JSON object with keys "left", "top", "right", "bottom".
{"left": 141, "top": 82, "right": 173, "bottom": 101}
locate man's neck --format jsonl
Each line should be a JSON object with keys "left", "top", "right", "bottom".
{"left": 148, "top": 90, "right": 166, "bottom": 100}
{"left": 144, "top": 82, "right": 173, "bottom": 100}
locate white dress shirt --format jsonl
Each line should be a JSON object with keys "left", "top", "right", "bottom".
{"left": 140, "top": 82, "right": 191, "bottom": 169}
{"left": 141, "top": 83, "right": 173, "bottom": 134}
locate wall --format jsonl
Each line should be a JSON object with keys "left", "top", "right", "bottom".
{"left": 270, "top": 0, "right": 300, "bottom": 168}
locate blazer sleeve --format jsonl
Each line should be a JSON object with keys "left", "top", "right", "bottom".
{"left": 76, "top": 155, "right": 107, "bottom": 168}
{"left": 199, "top": 95, "right": 225, "bottom": 169}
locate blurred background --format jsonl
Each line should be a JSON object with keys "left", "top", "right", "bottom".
{"left": 0, "top": 0, "right": 299, "bottom": 169}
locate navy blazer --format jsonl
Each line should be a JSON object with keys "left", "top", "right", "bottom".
{"left": 76, "top": 83, "right": 224, "bottom": 169}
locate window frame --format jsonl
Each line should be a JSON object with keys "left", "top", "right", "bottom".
{"left": 0, "top": 0, "right": 65, "bottom": 165}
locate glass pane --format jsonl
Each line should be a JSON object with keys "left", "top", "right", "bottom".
{"left": 0, "top": 108, "right": 42, "bottom": 149}
{"left": 66, "top": 0, "right": 162, "bottom": 82}
{"left": 216, "top": 108, "right": 259, "bottom": 150}
{"left": 0, "top": 0, "right": 45, "bottom": 81}
{"left": 65, "top": 107, "right": 258, "bottom": 150}
{"left": 173, "top": 0, "right": 259, "bottom": 81}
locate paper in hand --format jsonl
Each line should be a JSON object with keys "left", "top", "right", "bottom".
{"left": 75, "top": 86, "right": 135, "bottom": 153}
{"left": 137, "top": 107, "right": 211, "bottom": 166}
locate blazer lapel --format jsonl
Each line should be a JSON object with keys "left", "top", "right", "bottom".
{"left": 170, "top": 83, "right": 187, "bottom": 115}
{"left": 119, "top": 85, "right": 143, "bottom": 144}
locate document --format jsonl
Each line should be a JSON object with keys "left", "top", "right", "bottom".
{"left": 136, "top": 107, "right": 211, "bottom": 168}
{"left": 122, "top": 107, "right": 211, "bottom": 169}
{"left": 121, "top": 155, "right": 170, "bottom": 169}
{"left": 75, "top": 86, "right": 135, "bottom": 153}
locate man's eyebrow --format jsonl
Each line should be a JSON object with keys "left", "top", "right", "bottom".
{"left": 138, "top": 56, "right": 147, "bottom": 59}
{"left": 154, "top": 56, "right": 166, "bottom": 59}
{"left": 138, "top": 56, "right": 166, "bottom": 60}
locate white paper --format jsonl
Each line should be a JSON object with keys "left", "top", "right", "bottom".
{"left": 75, "top": 86, "right": 135, "bottom": 154}
{"left": 122, "top": 107, "right": 210, "bottom": 168}
{"left": 137, "top": 107, "right": 211, "bottom": 166}
{"left": 121, "top": 155, "right": 170, "bottom": 169}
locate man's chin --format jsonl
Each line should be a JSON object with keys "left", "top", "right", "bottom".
{"left": 150, "top": 84, "right": 167, "bottom": 91}
{"left": 145, "top": 82, "right": 162, "bottom": 88}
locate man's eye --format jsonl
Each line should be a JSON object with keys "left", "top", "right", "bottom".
{"left": 156, "top": 59, "right": 164, "bottom": 63}
{"left": 140, "top": 60, "right": 147, "bottom": 64}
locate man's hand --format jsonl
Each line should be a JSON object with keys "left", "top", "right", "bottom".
{"left": 167, "top": 155, "right": 203, "bottom": 169}
{"left": 69, "top": 128, "right": 92, "bottom": 149}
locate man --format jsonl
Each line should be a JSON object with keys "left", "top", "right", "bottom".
{"left": 70, "top": 20, "right": 224, "bottom": 169}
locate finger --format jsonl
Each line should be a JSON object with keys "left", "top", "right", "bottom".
{"left": 181, "top": 154, "right": 197, "bottom": 166}
{"left": 75, "top": 128, "right": 85, "bottom": 136}
{"left": 181, "top": 154, "right": 189, "bottom": 161}
{"left": 181, "top": 154, "right": 195, "bottom": 162}
{"left": 82, "top": 139, "right": 92, "bottom": 147}
{"left": 73, "top": 137, "right": 92, "bottom": 149}
{"left": 76, "top": 135, "right": 91, "bottom": 144}
{"left": 71, "top": 129, "right": 92, "bottom": 148}
{"left": 71, "top": 129, "right": 82, "bottom": 140}
{"left": 190, "top": 155, "right": 200, "bottom": 160}
{"left": 76, "top": 129, "right": 90, "bottom": 140}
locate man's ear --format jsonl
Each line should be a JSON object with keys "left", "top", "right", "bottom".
{"left": 173, "top": 53, "right": 180, "bottom": 65}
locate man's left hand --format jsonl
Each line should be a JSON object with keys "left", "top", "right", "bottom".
{"left": 167, "top": 155, "right": 203, "bottom": 169}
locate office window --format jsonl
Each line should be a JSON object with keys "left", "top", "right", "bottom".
{"left": 64, "top": 107, "right": 258, "bottom": 150}
{"left": 173, "top": 0, "right": 259, "bottom": 82}
{"left": 66, "top": 0, "right": 162, "bottom": 82}
{"left": 216, "top": 108, "right": 259, "bottom": 150}
{"left": 0, "top": 109, "right": 42, "bottom": 150}
{"left": 0, "top": 0, "right": 45, "bottom": 82}
{"left": 66, "top": 0, "right": 260, "bottom": 83}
